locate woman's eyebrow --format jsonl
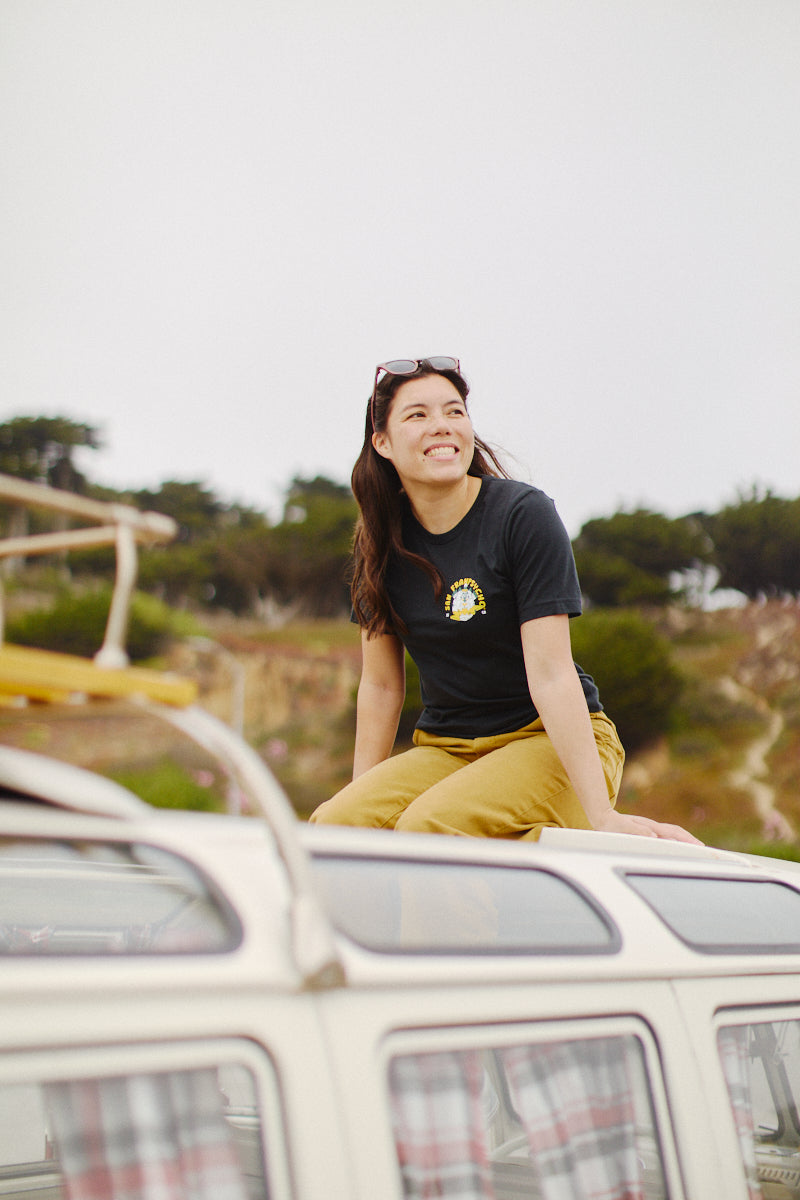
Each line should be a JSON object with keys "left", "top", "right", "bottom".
{"left": 396, "top": 399, "right": 430, "bottom": 414}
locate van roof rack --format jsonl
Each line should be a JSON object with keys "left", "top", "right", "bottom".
{"left": 0, "top": 471, "right": 195, "bottom": 705}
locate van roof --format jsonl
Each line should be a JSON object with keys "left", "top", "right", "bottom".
{"left": 4, "top": 783, "right": 800, "bottom": 992}
{"left": 300, "top": 822, "right": 800, "bottom": 984}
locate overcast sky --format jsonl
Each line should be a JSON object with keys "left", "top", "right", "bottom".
{"left": 2, "top": 0, "right": 799, "bottom": 535}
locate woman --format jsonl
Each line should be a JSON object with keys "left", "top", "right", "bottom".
{"left": 310, "top": 357, "right": 698, "bottom": 844}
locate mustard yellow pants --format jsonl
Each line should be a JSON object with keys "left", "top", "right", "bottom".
{"left": 309, "top": 712, "right": 625, "bottom": 841}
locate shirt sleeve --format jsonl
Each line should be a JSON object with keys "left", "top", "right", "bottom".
{"left": 503, "top": 488, "right": 583, "bottom": 623}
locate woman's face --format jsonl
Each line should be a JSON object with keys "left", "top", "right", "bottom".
{"left": 371, "top": 374, "right": 475, "bottom": 490}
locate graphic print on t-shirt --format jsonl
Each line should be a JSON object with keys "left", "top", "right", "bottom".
{"left": 444, "top": 577, "right": 487, "bottom": 622}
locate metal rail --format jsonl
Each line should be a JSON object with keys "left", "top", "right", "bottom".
{"left": 0, "top": 473, "right": 177, "bottom": 667}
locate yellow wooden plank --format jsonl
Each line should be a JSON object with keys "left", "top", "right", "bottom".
{"left": 0, "top": 684, "right": 72, "bottom": 705}
{"left": 0, "top": 644, "right": 197, "bottom": 707}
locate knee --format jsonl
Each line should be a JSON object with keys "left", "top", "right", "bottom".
{"left": 395, "top": 799, "right": 470, "bottom": 837}
{"left": 394, "top": 806, "right": 432, "bottom": 834}
{"left": 308, "top": 798, "right": 337, "bottom": 825}
{"left": 308, "top": 783, "right": 372, "bottom": 827}
{"left": 308, "top": 771, "right": 409, "bottom": 830}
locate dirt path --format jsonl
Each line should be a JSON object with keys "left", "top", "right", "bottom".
{"left": 719, "top": 675, "right": 793, "bottom": 840}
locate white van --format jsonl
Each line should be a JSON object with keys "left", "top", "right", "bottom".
{"left": 3, "top": 727, "right": 800, "bottom": 1200}
{"left": 2, "top": 472, "right": 800, "bottom": 1200}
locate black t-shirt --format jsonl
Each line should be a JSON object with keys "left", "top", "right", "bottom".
{"left": 384, "top": 477, "right": 601, "bottom": 737}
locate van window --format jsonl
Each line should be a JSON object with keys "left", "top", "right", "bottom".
{"left": 719, "top": 1018, "right": 800, "bottom": 1200}
{"left": 389, "top": 1030, "right": 668, "bottom": 1199}
{"left": 0, "top": 1060, "right": 269, "bottom": 1200}
{"left": 0, "top": 837, "right": 241, "bottom": 955}
{"left": 311, "top": 855, "right": 619, "bottom": 954}
{"left": 625, "top": 874, "right": 800, "bottom": 954}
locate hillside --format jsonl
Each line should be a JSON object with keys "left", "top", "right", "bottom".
{"left": 2, "top": 598, "right": 797, "bottom": 852}
{"left": 181, "top": 601, "right": 800, "bottom": 852}
{"left": 621, "top": 602, "right": 800, "bottom": 850}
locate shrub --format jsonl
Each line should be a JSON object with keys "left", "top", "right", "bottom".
{"left": 569, "top": 610, "right": 683, "bottom": 752}
{"left": 5, "top": 586, "right": 200, "bottom": 662}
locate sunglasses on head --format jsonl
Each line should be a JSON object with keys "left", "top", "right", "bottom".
{"left": 370, "top": 357, "right": 461, "bottom": 429}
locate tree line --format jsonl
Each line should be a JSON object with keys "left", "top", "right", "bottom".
{"left": 2, "top": 415, "right": 799, "bottom": 616}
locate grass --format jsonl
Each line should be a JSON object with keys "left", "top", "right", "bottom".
{"left": 107, "top": 759, "right": 229, "bottom": 813}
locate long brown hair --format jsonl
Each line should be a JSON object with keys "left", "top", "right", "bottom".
{"left": 350, "top": 359, "right": 508, "bottom": 637}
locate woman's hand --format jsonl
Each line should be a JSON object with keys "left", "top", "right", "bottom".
{"left": 592, "top": 808, "right": 703, "bottom": 845}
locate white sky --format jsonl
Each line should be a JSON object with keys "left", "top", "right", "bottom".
{"left": 2, "top": 0, "right": 799, "bottom": 535}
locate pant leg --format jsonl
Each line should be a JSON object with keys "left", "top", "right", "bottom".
{"left": 395, "top": 713, "right": 625, "bottom": 840}
{"left": 308, "top": 743, "right": 466, "bottom": 829}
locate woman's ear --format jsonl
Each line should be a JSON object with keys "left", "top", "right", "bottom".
{"left": 372, "top": 430, "right": 392, "bottom": 460}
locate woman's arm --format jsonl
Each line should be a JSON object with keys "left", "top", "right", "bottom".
{"left": 521, "top": 615, "right": 700, "bottom": 843}
{"left": 352, "top": 629, "right": 407, "bottom": 780}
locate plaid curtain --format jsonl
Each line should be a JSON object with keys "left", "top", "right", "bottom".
{"left": 45, "top": 1068, "right": 249, "bottom": 1200}
{"left": 498, "top": 1037, "right": 645, "bottom": 1200}
{"left": 718, "top": 1026, "right": 763, "bottom": 1200}
{"left": 389, "top": 1049, "right": 496, "bottom": 1200}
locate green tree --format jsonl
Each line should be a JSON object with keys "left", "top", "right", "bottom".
{"left": 137, "top": 541, "right": 219, "bottom": 608}
{"left": 207, "top": 518, "right": 274, "bottom": 614}
{"left": 701, "top": 488, "right": 800, "bottom": 599}
{"left": 0, "top": 416, "right": 103, "bottom": 569}
{"left": 0, "top": 416, "right": 101, "bottom": 491}
{"left": 136, "top": 475, "right": 356, "bottom": 618}
{"left": 131, "top": 480, "right": 227, "bottom": 542}
{"left": 283, "top": 475, "right": 354, "bottom": 517}
{"left": 571, "top": 549, "right": 674, "bottom": 607}
{"left": 263, "top": 476, "right": 356, "bottom": 617}
{"left": 573, "top": 509, "right": 711, "bottom": 607}
{"left": 131, "top": 481, "right": 273, "bottom": 611}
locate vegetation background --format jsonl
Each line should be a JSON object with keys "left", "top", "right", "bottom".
{"left": 2, "top": 416, "right": 799, "bottom": 855}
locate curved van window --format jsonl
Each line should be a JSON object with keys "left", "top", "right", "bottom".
{"left": 311, "top": 854, "right": 619, "bottom": 954}
{"left": 0, "top": 837, "right": 241, "bottom": 955}
{"left": 625, "top": 873, "right": 800, "bottom": 954}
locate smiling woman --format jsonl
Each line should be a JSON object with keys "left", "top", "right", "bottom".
{"left": 309, "top": 357, "right": 699, "bottom": 847}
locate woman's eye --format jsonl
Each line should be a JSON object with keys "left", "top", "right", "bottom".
{"left": 403, "top": 406, "right": 465, "bottom": 421}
